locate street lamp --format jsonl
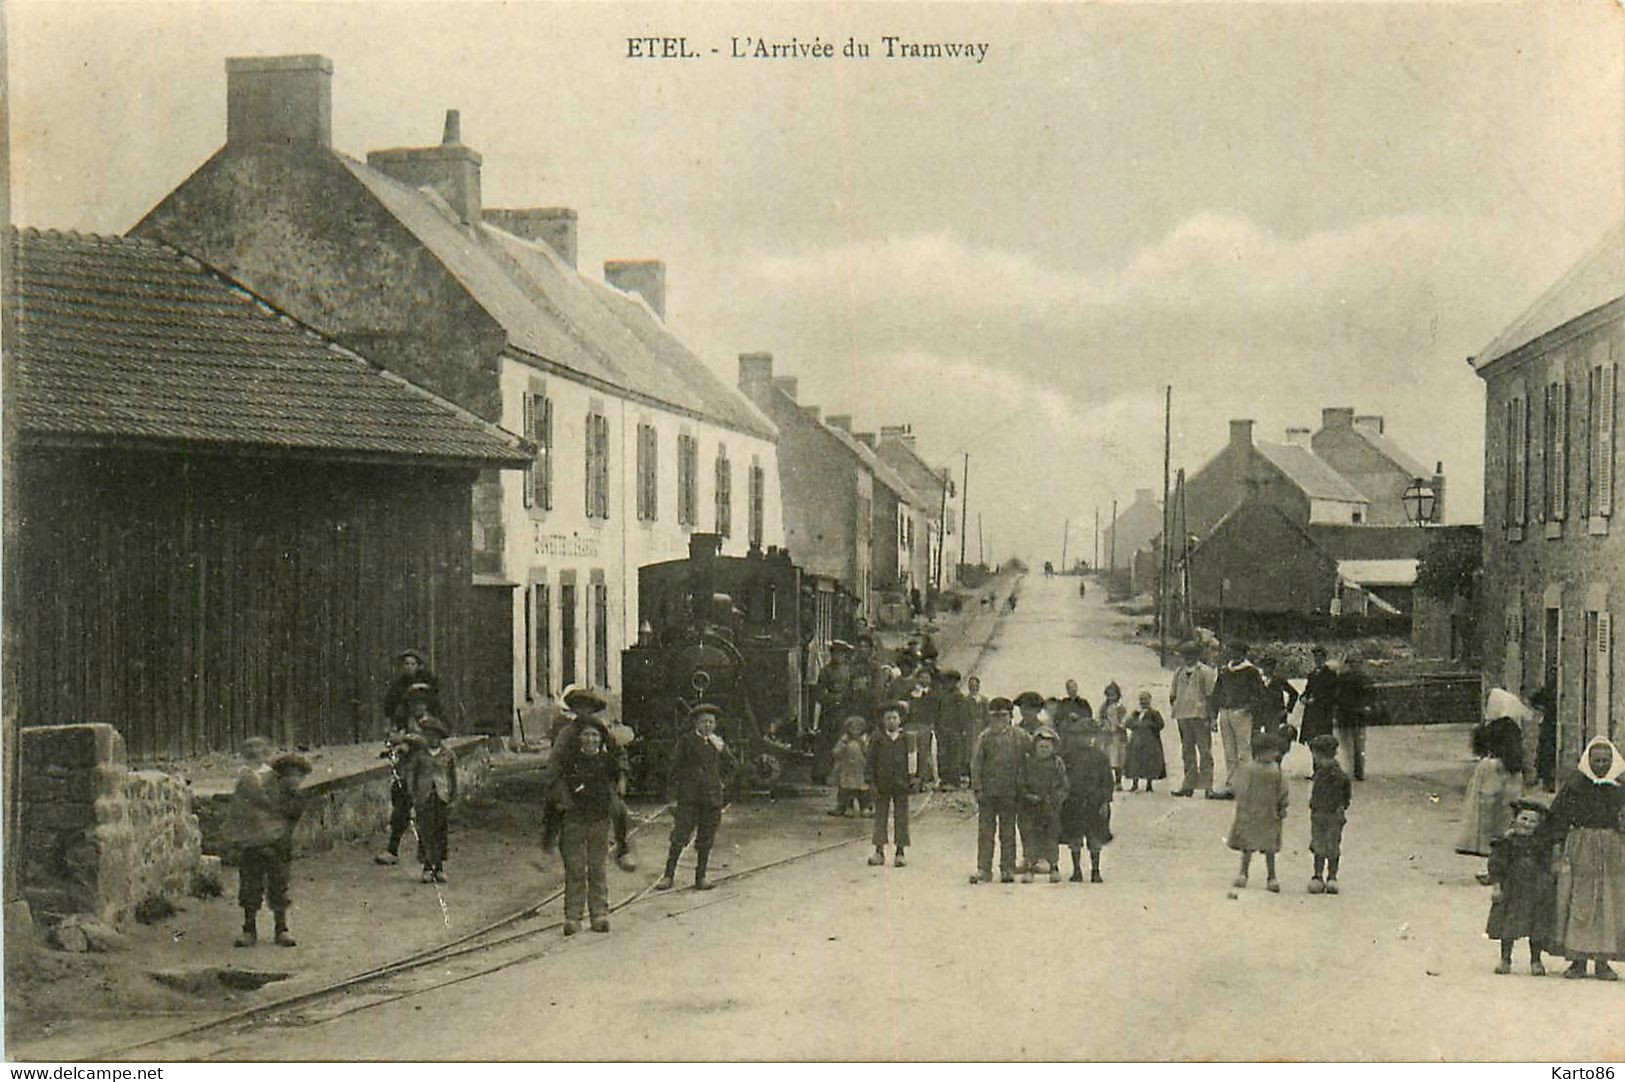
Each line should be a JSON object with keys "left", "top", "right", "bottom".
{"left": 1403, "top": 478, "right": 1437, "bottom": 525}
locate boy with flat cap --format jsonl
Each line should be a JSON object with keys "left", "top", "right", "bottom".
{"left": 933, "top": 669, "right": 976, "bottom": 788}
{"left": 970, "top": 697, "right": 1032, "bottom": 883}
{"left": 867, "top": 701, "right": 914, "bottom": 867}
{"left": 657, "top": 703, "right": 737, "bottom": 892}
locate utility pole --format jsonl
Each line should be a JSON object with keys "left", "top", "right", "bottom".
{"left": 935, "top": 467, "right": 950, "bottom": 592}
{"left": 1108, "top": 498, "right": 1117, "bottom": 578}
{"left": 1160, "top": 383, "right": 1172, "bottom": 665}
{"left": 1059, "top": 518, "right": 1069, "bottom": 573}
{"left": 959, "top": 452, "right": 969, "bottom": 577}
{"left": 977, "top": 513, "right": 984, "bottom": 567}
{"left": 1093, "top": 506, "right": 1099, "bottom": 571}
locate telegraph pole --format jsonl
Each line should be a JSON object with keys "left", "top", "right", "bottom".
{"left": 1108, "top": 498, "right": 1117, "bottom": 576}
{"left": 1093, "top": 507, "right": 1099, "bottom": 571}
{"left": 1160, "top": 384, "right": 1172, "bottom": 664}
{"left": 977, "top": 513, "right": 984, "bottom": 567}
{"left": 958, "top": 452, "right": 969, "bottom": 577}
{"left": 1059, "top": 518, "right": 1069, "bottom": 573}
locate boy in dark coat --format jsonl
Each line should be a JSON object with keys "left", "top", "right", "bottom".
{"left": 867, "top": 701, "right": 914, "bottom": 867}
{"left": 375, "top": 685, "right": 431, "bottom": 866}
{"left": 407, "top": 716, "right": 457, "bottom": 883}
{"left": 1485, "top": 799, "right": 1556, "bottom": 975}
{"left": 1059, "top": 718, "right": 1115, "bottom": 883}
{"left": 657, "top": 703, "right": 737, "bottom": 892}
{"left": 226, "top": 740, "right": 312, "bottom": 948}
{"left": 558, "top": 724, "right": 622, "bottom": 933}
{"left": 1018, "top": 729, "right": 1070, "bottom": 883}
{"left": 970, "top": 698, "right": 1032, "bottom": 883}
{"left": 1307, "top": 734, "right": 1351, "bottom": 895}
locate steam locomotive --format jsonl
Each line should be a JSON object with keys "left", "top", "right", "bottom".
{"left": 622, "top": 533, "right": 858, "bottom": 793}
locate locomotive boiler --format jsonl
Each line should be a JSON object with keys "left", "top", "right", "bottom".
{"left": 622, "top": 533, "right": 856, "bottom": 793}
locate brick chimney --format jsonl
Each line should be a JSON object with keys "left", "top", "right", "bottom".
{"left": 367, "top": 109, "right": 483, "bottom": 224}
{"left": 771, "top": 376, "right": 799, "bottom": 402}
{"left": 604, "top": 260, "right": 665, "bottom": 319}
{"left": 1354, "top": 414, "right": 1385, "bottom": 436}
{"left": 1285, "top": 427, "right": 1312, "bottom": 448}
{"left": 1229, "top": 419, "right": 1255, "bottom": 448}
{"left": 802, "top": 404, "right": 822, "bottom": 423}
{"left": 879, "top": 423, "right": 917, "bottom": 451}
{"left": 1134, "top": 487, "right": 1155, "bottom": 504}
{"left": 738, "top": 352, "right": 773, "bottom": 390}
{"left": 226, "top": 55, "right": 333, "bottom": 149}
{"left": 827, "top": 414, "right": 853, "bottom": 433}
{"left": 484, "top": 207, "right": 577, "bottom": 268}
{"left": 854, "top": 432, "right": 878, "bottom": 450}
{"left": 1321, "top": 407, "right": 1355, "bottom": 431}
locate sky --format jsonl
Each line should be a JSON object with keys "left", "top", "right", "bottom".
{"left": 8, "top": 0, "right": 1623, "bottom": 562}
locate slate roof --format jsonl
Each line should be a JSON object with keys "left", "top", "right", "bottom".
{"left": 875, "top": 439, "right": 948, "bottom": 516}
{"left": 7, "top": 227, "right": 532, "bottom": 467}
{"left": 1475, "top": 218, "right": 1625, "bottom": 370}
{"left": 824, "top": 424, "right": 921, "bottom": 506}
{"left": 1255, "top": 441, "right": 1369, "bottom": 503}
{"left": 1349, "top": 426, "right": 1433, "bottom": 482}
{"left": 336, "top": 155, "right": 776, "bottom": 441}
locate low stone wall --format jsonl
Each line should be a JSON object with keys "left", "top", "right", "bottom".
{"left": 192, "top": 735, "right": 499, "bottom": 859}
{"left": 19, "top": 724, "right": 203, "bottom": 926}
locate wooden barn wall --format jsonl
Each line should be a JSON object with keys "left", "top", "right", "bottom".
{"left": 14, "top": 449, "right": 505, "bottom": 759}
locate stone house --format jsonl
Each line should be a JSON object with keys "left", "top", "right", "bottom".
{"left": 737, "top": 355, "right": 881, "bottom": 620}
{"left": 1312, "top": 407, "right": 1446, "bottom": 526}
{"left": 5, "top": 227, "right": 530, "bottom": 756}
{"left": 131, "top": 55, "right": 784, "bottom": 719}
{"left": 1472, "top": 218, "right": 1622, "bottom": 766}
{"left": 1183, "top": 419, "right": 1371, "bottom": 540}
{"left": 825, "top": 416, "right": 922, "bottom": 610}
{"left": 874, "top": 424, "right": 959, "bottom": 594}
{"left": 1103, "top": 488, "right": 1164, "bottom": 572}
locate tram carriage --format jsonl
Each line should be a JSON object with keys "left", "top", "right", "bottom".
{"left": 622, "top": 533, "right": 858, "bottom": 793}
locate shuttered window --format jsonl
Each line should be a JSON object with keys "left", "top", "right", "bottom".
{"left": 677, "top": 434, "right": 698, "bottom": 526}
{"left": 535, "top": 583, "right": 552, "bottom": 700}
{"left": 593, "top": 580, "right": 610, "bottom": 689}
{"left": 636, "top": 423, "right": 658, "bottom": 522}
{"left": 1590, "top": 360, "right": 1616, "bottom": 519}
{"left": 1584, "top": 608, "right": 1613, "bottom": 743}
{"left": 748, "top": 462, "right": 765, "bottom": 548}
{"left": 585, "top": 411, "right": 610, "bottom": 520}
{"left": 522, "top": 393, "right": 554, "bottom": 511}
{"left": 715, "top": 446, "right": 732, "bottom": 538}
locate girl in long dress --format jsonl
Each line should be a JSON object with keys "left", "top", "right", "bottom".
{"left": 1543, "top": 736, "right": 1625, "bottom": 980}
{"left": 1456, "top": 689, "right": 1528, "bottom": 877}
{"left": 1100, "top": 681, "right": 1128, "bottom": 790}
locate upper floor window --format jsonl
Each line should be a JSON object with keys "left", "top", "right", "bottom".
{"left": 677, "top": 433, "right": 698, "bottom": 526}
{"left": 585, "top": 410, "right": 610, "bottom": 520}
{"left": 636, "top": 423, "right": 659, "bottom": 522}
{"left": 1586, "top": 358, "right": 1616, "bottom": 522}
{"left": 1544, "top": 378, "right": 1570, "bottom": 522}
{"left": 714, "top": 446, "right": 733, "bottom": 538}
{"left": 522, "top": 392, "right": 553, "bottom": 511}
{"left": 1505, "top": 392, "right": 1529, "bottom": 535}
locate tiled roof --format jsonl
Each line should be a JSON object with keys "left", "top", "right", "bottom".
{"left": 1476, "top": 218, "right": 1625, "bottom": 369}
{"left": 336, "top": 155, "right": 775, "bottom": 441}
{"left": 7, "top": 227, "right": 532, "bottom": 466}
{"left": 1255, "top": 441, "right": 1368, "bottom": 503}
{"left": 1351, "top": 427, "right": 1433, "bottom": 482}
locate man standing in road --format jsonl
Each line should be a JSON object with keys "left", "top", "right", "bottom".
{"left": 1169, "top": 642, "right": 1217, "bottom": 799}
{"left": 969, "top": 697, "right": 1031, "bottom": 884}
{"left": 811, "top": 641, "right": 855, "bottom": 784}
{"left": 1210, "top": 641, "right": 1267, "bottom": 800}
{"left": 1056, "top": 678, "right": 1093, "bottom": 727}
{"left": 1336, "top": 652, "right": 1377, "bottom": 781}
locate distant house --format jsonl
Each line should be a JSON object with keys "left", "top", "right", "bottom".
{"left": 824, "top": 415, "right": 923, "bottom": 611}
{"left": 4, "top": 227, "right": 531, "bottom": 758}
{"left": 132, "top": 54, "right": 784, "bottom": 714}
{"left": 1184, "top": 419, "right": 1370, "bottom": 540}
{"left": 737, "top": 355, "right": 876, "bottom": 619}
{"left": 1103, "top": 488, "right": 1163, "bottom": 572}
{"left": 1471, "top": 217, "right": 1622, "bottom": 765}
{"left": 1312, "top": 407, "right": 1446, "bottom": 526}
{"left": 873, "top": 424, "right": 957, "bottom": 593}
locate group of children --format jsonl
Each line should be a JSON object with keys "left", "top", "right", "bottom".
{"left": 1222, "top": 730, "right": 1353, "bottom": 894}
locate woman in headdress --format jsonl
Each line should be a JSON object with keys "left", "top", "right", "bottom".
{"left": 1543, "top": 736, "right": 1625, "bottom": 980}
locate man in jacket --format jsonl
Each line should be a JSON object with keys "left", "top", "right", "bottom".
{"left": 1210, "top": 640, "right": 1267, "bottom": 799}
{"left": 969, "top": 697, "right": 1032, "bottom": 883}
{"left": 1169, "top": 642, "right": 1218, "bottom": 798}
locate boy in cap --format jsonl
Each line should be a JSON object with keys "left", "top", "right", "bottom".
{"left": 1018, "top": 729, "right": 1070, "bottom": 882}
{"left": 657, "top": 703, "right": 737, "bottom": 892}
{"left": 226, "top": 740, "right": 312, "bottom": 947}
{"left": 933, "top": 669, "right": 975, "bottom": 788}
{"left": 867, "top": 701, "right": 914, "bottom": 867}
{"left": 969, "top": 697, "right": 1031, "bottom": 883}
{"left": 1307, "top": 734, "right": 1351, "bottom": 894}
{"left": 407, "top": 715, "right": 457, "bottom": 883}
{"left": 376, "top": 685, "right": 431, "bottom": 866}
{"left": 543, "top": 687, "right": 635, "bottom": 870}
{"left": 558, "top": 724, "right": 622, "bottom": 933}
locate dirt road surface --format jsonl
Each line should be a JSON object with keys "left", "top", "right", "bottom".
{"left": 131, "top": 575, "right": 1624, "bottom": 1061}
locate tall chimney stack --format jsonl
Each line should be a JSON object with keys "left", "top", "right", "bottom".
{"left": 367, "top": 109, "right": 484, "bottom": 224}
{"left": 770, "top": 376, "right": 799, "bottom": 402}
{"left": 738, "top": 352, "right": 774, "bottom": 389}
{"left": 1321, "top": 407, "right": 1355, "bottom": 431}
{"left": 827, "top": 414, "right": 853, "bottom": 433}
{"left": 1354, "top": 414, "right": 1385, "bottom": 436}
{"left": 604, "top": 260, "right": 666, "bottom": 319}
{"left": 226, "top": 55, "right": 333, "bottom": 149}
{"left": 484, "top": 207, "right": 579, "bottom": 268}
{"left": 1229, "top": 419, "right": 1255, "bottom": 448}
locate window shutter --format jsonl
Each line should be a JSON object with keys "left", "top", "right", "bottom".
{"left": 1505, "top": 398, "right": 1517, "bottom": 527}
{"left": 1598, "top": 611, "right": 1613, "bottom": 741}
{"left": 1555, "top": 379, "right": 1568, "bottom": 519}
{"left": 537, "top": 397, "right": 553, "bottom": 510}
{"left": 1601, "top": 363, "right": 1616, "bottom": 517}
{"left": 585, "top": 413, "right": 595, "bottom": 516}
{"left": 522, "top": 394, "right": 536, "bottom": 509}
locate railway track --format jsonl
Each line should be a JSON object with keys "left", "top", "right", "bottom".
{"left": 87, "top": 792, "right": 945, "bottom": 1061}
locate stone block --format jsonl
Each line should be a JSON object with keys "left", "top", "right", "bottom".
{"left": 28, "top": 802, "right": 98, "bottom": 832}
{"left": 20, "top": 724, "right": 125, "bottom": 772}
{"left": 21, "top": 765, "right": 124, "bottom": 804}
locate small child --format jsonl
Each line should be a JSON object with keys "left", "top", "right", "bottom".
{"left": 1484, "top": 799, "right": 1556, "bottom": 975}
{"left": 1123, "top": 692, "right": 1167, "bottom": 793}
{"left": 1018, "top": 729, "right": 1070, "bottom": 883}
{"left": 1307, "top": 734, "right": 1351, "bottom": 895}
{"left": 657, "top": 703, "right": 736, "bottom": 893}
{"left": 1228, "top": 733, "right": 1289, "bottom": 892}
{"left": 407, "top": 716, "right": 457, "bottom": 883}
{"left": 1059, "top": 720, "right": 1115, "bottom": 883}
{"left": 827, "top": 715, "right": 871, "bottom": 817}
{"left": 867, "top": 701, "right": 913, "bottom": 868}
{"left": 226, "top": 738, "right": 312, "bottom": 947}
{"left": 559, "top": 723, "right": 622, "bottom": 933}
